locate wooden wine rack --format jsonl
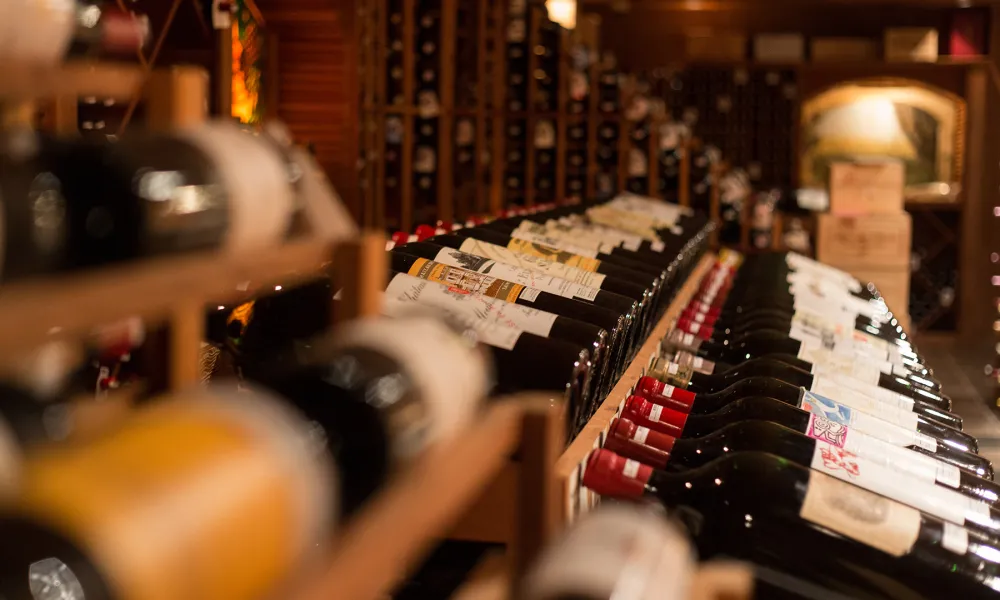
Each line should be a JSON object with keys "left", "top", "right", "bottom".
{"left": 555, "top": 253, "right": 717, "bottom": 523}
{"left": 1, "top": 60, "right": 564, "bottom": 600}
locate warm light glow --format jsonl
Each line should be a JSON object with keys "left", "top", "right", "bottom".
{"left": 546, "top": 0, "right": 576, "bottom": 29}
{"left": 232, "top": 25, "right": 255, "bottom": 123}
{"left": 812, "top": 97, "right": 917, "bottom": 159}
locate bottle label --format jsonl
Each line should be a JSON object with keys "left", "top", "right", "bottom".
{"left": 383, "top": 298, "right": 522, "bottom": 351}
{"left": 942, "top": 522, "right": 970, "bottom": 556}
{"left": 808, "top": 378, "right": 918, "bottom": 429}
{"left": 800, "top": 472, "right": 920, "bottom": 557}
{"left": 456, "top": 238, "right": 607, "bottom": 287}
{"left": 511, "top": 229, "right": 601, "bottom": 259}
{"left": 662, "top": 330, "right": 704, "bottom": 355}
{"left": 805, "top": 416, "right": 960, "bottom": 488}
{"left": 408, "top": 258, "right": 526, "bottom": 303}
{"left": 651, "top": 361, "right": 693, "bottom": 387}
{"left": 672, "top": 352, "right": 714, "bottom": 375}
{"left": 798, "top": 391, "right": 935, "bottom": 451}
{"left": 432, "top": 249, "right": 602, "bottom": 302}
{"left": 385, "top": 274, "right": 557, "bottom": 337}
{"left": 799, "top": 346, "right": 889, "bottom": 386}
{"left": 506, "top": 239, "right": 602, "bottom": 272}
{"left": 808, "top": 444, "right": 986, "bottom": 528}
{"left": 633, "top": 426, "right": 650, "bottom": 444}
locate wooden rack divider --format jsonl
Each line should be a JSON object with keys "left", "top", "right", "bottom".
{"left": 554, "top": 253, "right": 717, "bottom": 523}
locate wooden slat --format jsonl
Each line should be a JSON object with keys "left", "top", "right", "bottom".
{"left": 584, "top": 60, "right": 600, "bottom": 199}
{"left": 0, "top": 62, "right": 142, "bottom": 100}
{"left": 401, "top": 0, "right": 416, "bottom": 231}
{"left": 489, "top": 0, "right": 508, "bottom": 214}
{"left": 0, "top": 240, "right": 339, "bottom": 361}
{"left": 679, "top": 138, "right": 692, "bottom": 207}
{"left": 449, "top": 552, "right": 510, "bottom": 600}
{"left": 293, "top": 401, "right": 524, "bottom": 600}
{"left": 553, "top": 254, "right": 716, "bottom": 525}
{"left": 555, "top": 30, "right": 569, "bottom": 203}
{"left": 439, "top": 0, "right": 458, "bottom": 223}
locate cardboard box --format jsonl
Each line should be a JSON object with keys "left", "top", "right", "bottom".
{"left": 816, "top": 213, "right": 912, "bottom": 270}
{"left": 754, "top": 34, "right": 805, "bottom": 63}
{"left": 885, "top": 27, "right": 939, "bottom": 62}
{"left": 686, "top": 33, "right": 747, "bottom": 62}
{"left": 829, "top": 160, "right": 905, "bottom": 215}
{"left": 839, "top": 267, "right": 911, "bottom": 331}
{"left": 811, "top": 37, "right": 878, "bottom": 61}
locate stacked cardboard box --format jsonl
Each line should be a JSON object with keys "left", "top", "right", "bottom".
{"left": 818, "top": 160, "right": 912, "bottom": 329}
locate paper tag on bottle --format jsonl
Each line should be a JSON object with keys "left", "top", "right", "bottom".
{"left": 649, "top": 405, "right": 663, "bottom": 423}
{"left": 809, "top": 445, "right": 981, "bottom": 528}
{"left": 800, "top": 471, "right": 920, "bottom": 557}
{"left": 622, "top": 459, "right": 641, "bottom": 479}
{"left": 505, "top": 239, "right": 603, "bottom": 272}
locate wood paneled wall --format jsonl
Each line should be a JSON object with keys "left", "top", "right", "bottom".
{"left": 257, "top": 0, "right": 361, "bottom": 220}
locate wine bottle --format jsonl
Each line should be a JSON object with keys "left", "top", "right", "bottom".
{"left": 620, "top": 393, "right": 993, "bottom": 480}
{"left": 247, "top": 315, "right": 490, "bottom": 515}
{"left": 0, "top": 385, "right": 336, "bottom": 600}
{"left": 634, "top": 376, "right": 978, "bottom": 454}
{"left": 5, "top": 0, "right": 149, "bottom": 65}
{"left": 584, "top": 449, "right": 1000, "bottom": 599}
{"left": 383, "top": 274, "right": 595, "bottom": 427}
{"left": 387, "top": 256, "right": 615, "bottom": 400}
{"left": 521, "top": 505, "right": 696, "bottom": 600}
{"left": 647, "top": 356, "right": 955, "bottom": 420}
{"left": 605, "top": 418, "right": 1000, "bottom": 522}
{"left": 46, "top": 122, "right": 297, "bottom": 270}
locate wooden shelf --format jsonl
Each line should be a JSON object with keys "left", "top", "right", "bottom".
{"left": 293, "top": 396, "right": 556, "bottom": 600}
{"left": 0, "top": 61, "right": 144, "bottom": 99}
{"left": 554, "top": 252, "right": 717, "bottom": 524}
{"left": 685, "top": 57, "right": 990, "bottom": 73}
{"left": 0, "top": 236, "right": 369, "bottom": 361}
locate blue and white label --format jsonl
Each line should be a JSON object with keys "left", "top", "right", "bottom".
{"left": 798, "top": 390, "right": 936, "bottom": 452}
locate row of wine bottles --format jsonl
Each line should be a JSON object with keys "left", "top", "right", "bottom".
{"left": 0, "top": 312, "right": 497, "bottom": 600}
{"left": 0, "top": 194, "right": 715, "bottom": 598}
{"left": 3, "top": 0, "right": 148, "bottom": 65}
{"left": 0, "top": 121, "right": 329, "bottom": 282}
{"left": 583, "top": 249, "right": 1000, "bottom": 599}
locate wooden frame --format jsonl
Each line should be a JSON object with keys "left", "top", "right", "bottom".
{"left": 554, "top": 253, "right": 716, "bottom": 523}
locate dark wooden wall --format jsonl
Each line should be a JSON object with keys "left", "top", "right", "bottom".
{"left": 257, "top": 0, "right": 361, "bottom": 220}
{"left": 582, "top": 0, "right": 995, "bottom": 346}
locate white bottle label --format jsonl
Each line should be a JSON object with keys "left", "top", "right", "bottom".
{"left": 809, "top": 444, "right": 987, "bottom": 528}
{"left": 382, "top": 298, "right": 523, "bottom": 351}
{"left": 385, "top": 274, "right": 557, "bottom": 337}
{"left": 942, "top": 522, "right": 970, "bottom": 556}
{"left": 808, "top": 378, "right": 919, "bottom": 430}
{"left": 511, "top": 229, "right": 601, "bottom": 259}
{"left": 801, "top": 471, "right": 920, "bottom": 557}
{"left": 649, "top": 405, "right": 664, "bottom": 423}
{"left": 331, "top": 316, "right": 490, "bottom": 445}
{"left": 622, "top": 459, "right": 641, "bottom": 479}
{"left": 798, "top": 391, "right": 936, "bottom": 452}
{"left": 805, "top": 415, "right": 960, "bottom": 488}
{"left": 457, "top": 238, "right": 607, "bottom": 288}
{"left": 800, "top": 346, "right": 892, "bottom": 383}
{"left": 633, "top": 426, "right": 650, "bottom": 444}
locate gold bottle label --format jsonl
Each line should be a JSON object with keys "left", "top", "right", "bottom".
{"left": 407, "top": 258, "right": 525, "bottom": 303}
